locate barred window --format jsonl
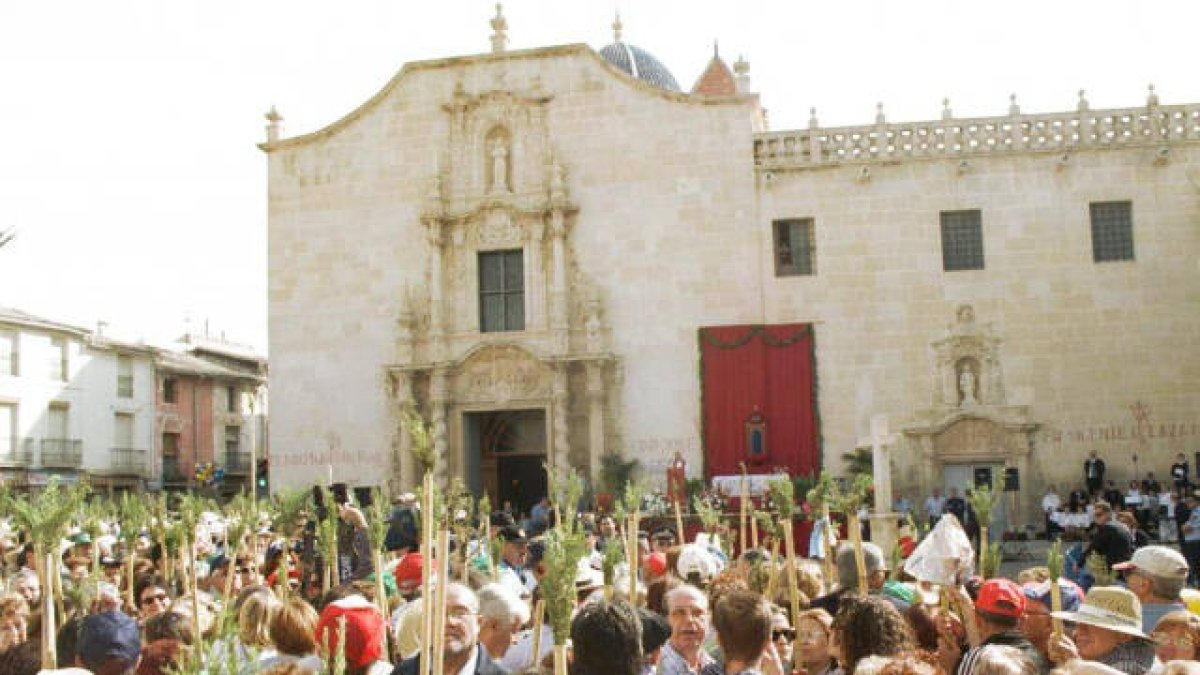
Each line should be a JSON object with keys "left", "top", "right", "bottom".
{"left": 940, "top": 210, "right": 985, "bottom": 271}
{"left": 1090, "top": 201, "right": 1134, "bottom": 262}
{"left": 773, "top": 218, "right": 816, "bottom": 276}
{"left": 479, "top": 250, "right": 525, "bottom": 333}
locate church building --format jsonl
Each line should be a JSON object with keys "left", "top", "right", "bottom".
{"left": 263, "top": 9, "right": 1200, "bottom": 530}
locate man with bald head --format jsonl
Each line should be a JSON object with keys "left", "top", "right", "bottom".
{"left": 393, "top": 582, "right": 511, "bottom": 675}
{"left": 657, "top": 584, "right": 716, "bottom": 675}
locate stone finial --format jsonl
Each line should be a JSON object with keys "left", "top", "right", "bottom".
{"left": 942, "top": 98, "right": 953, "bottom": 120}
{"left": 809, "top": 107, "right": 819, "bottom": 128}
{"left": 733, "top": 54, "right": 750, "bottom": 93}
{"left": 264, "top": 106, "right": 282, "bottom": 143}
{"left": 490, "top": 3, "right": 508, "bottom": 54}
{"left": 1009, "top": 93, "right": 1020, "bottom": 116}
{"left": 875, "top": 102, "right": 886, "bottom": 125}
{"left": 1075, "top": 89, "right": 1089, "bottom": 112}
{"left": 1147, "top": 83, "right": 1159, "bottom": 108}
{"left": 612, "top": 12, "right": 623, "bottom": 42}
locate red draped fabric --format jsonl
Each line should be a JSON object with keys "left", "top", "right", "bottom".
{"left": 699, "top": 324, "right": 819, "bottom": 479}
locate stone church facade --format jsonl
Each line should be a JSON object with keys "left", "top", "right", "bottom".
{"left": 264, "top": 16, "right": 1200, "bottom": 529}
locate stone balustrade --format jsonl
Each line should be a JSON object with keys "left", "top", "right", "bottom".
{"left": 755, "top": 100, "right": 1200, "bottom": 170}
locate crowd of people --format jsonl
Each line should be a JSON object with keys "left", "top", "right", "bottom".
{"left": 1, "top": 477, "right": 1200, "bottom": 675}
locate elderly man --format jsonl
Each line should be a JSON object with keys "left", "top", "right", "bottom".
{"left": 1048, "top": 586, "right": 1157, "bottom": 675}
{"left": 6, "top": 569, "right": 39, "bottom": 607}
{"left": 658, "top": 585, "right": 716, "bottom": 675}
{"left": 1113, "top": 545, "right": 1189, "bottom": 632}
{"left": 496, "top": 526, "right": 531, "bottom": 598}
{"left": 394, "top": 583, "right": 510, "bottom": 675}
{"left": 955, "top": 579, "right": 1049, "bottom": 675}
{"left": 1019, "top": 578, "right": 1084, "bottom": 664}
{"left": 477, "top": 583, "right": 531, "bottom": 660}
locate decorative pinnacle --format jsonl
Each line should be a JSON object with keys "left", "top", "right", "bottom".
{"left": 264, "top": 106, "right": 283, "bottom": 143}
{"left": 733, "top": 54, "right": 749, "bottom": 75}
{"left": 713, "top": 40, "right": 719, "bottom": 59}
{"left": 265, "top": 106, "right": 282, "bottom": 123}
{"left": 490, "top": 3, "right": 508, "bottom": 53}
{"left": 942, "top": 97, "right": 953, "bottom": 120}
{"left": 1009, "top": 93, "right": 1020, "bottom": 115}
{"left": 1147, "top": 83, "right": 1159, "bottom": 107}
{"left": 875, "top": 102, "right": 885, "bottom": 125}
{"left": 612, "top": 12, "right": 623, "bottom": 42}
{"left": 809, "top": 107, "right": 819, "bottom": 128}
{"left": 1077, "top": 89, "right": 1089, "bottom": 112}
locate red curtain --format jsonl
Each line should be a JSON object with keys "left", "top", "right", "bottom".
{"left": 699, "top": 324, "right": 819, "bottom": 479}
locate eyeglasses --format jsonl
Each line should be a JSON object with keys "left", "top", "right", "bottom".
{"left": 773, "top": 629, "right": 797, "bottom": 642}
{"left": 140, "top": 592, "right": 169, "bottom": 606}
{"left": 1153, "top": 634, "right": 1195, "bottom": 648}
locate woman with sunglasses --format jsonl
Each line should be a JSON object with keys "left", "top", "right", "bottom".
{"left": 1150, "top": 610, "right": 1200, "bottom": 664}
{"left": 770, "top": 605, "right": 797, "bottom": 674}
{"left": 794, "top": 608, "right": 838, "bottom": 675}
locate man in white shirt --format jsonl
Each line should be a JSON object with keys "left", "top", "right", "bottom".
{"left": 1042, "top": 484, "right": 1062, "bottom": 537}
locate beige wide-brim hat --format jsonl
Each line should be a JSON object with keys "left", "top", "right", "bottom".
{"left": 1050, "top": 586, "right": 1149, "bottom": 639}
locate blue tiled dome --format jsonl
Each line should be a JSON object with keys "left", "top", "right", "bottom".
{"left": 599, "top": 41, "right": 681, "bottom": 92}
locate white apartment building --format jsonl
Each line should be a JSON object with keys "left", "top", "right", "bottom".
{"left": 0, "top": 307, "right": 156, "bottom": 491}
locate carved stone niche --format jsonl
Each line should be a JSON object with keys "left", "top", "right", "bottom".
{"left": 931, "top": 305, "right": 1005, "bottom": 408}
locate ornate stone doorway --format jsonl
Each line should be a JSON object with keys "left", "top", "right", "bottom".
{"left": 464, "top": 409, "right": 547, "bottom": 517}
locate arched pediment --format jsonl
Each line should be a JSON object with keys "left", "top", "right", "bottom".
{"left": 452, "top": 343, "right": 552, "bottom": 405}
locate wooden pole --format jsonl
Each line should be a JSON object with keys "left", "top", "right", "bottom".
{"left": 529, "top": 599, "right": 545, "bottom": 672}
{"left": 781, "top": 519, "right": 801, "bottom": 626}
{"left": 418, "top": 474, "right": 434, "bottom": 675}
{"left": 374, "top": 550, "right": 391, "bottom": 662}
{"left": 674, "top": 500, "right": 686, "bottom": 546}
{"left": 751, "top": 514, "right": 760, "bottom": 550}
{"left": 432, "top": 531, "right": 450, "bottom": 675}
{"left": 553, "top": 643, "right": 569, "bottom": 675}
{"left": 765, "top": 537, "right": 781, "bottom": 599}
{"left": 39, "top": 547, "right": 58, "bottom": 670}
{"left": 739, "top": 467, "right": 748, "bottom": 557}
{"left": 849, "top": 511, "right": 868, "bottom": 596}
{"left": 627, "top": 512, "right": 639, "bottom": 604}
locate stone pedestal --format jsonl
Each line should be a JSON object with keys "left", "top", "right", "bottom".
{"left": 869, "top": 512, "right": 900, "bottom": 561}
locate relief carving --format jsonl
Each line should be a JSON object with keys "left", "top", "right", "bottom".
{"left": 456, "top": 345, "right": 550, "bottom": 404}
{"left": 479, "top": 209, "right": 523, "bottom": 247}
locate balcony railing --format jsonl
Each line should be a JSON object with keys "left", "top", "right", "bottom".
{"left": 41, "top": 438, "right": 82, "bottom": 468}
{"left": 109, "top": 447, "right": 147, "bottom": 475}
{"left": 0, "top": 438, "right": 33, "bottom": 466}
{"left": 223, "top": 452, "right": 252, "bottom": 474}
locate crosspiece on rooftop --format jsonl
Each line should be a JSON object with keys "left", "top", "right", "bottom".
{"left": 755, "top": 101, "right": 1200, "bottom": 169}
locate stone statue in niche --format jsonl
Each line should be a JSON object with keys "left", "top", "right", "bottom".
{"left": 958, "top": 363, "right": 978, "bottom": 407}
{"left": 550, "top": 163, "right": 566, "bottom": 201}
{"left": 490, "top": 139, "right": 509, "bottom": 193}
{"left": 585, "top": 297, "right": 602, "bottom": 353}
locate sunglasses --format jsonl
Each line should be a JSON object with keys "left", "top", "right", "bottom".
{"left": 773, "top": 629, "right": 797, "bottom": 641}
{"left": 1154, "top": 634, "right": 1195, "bottom": 648}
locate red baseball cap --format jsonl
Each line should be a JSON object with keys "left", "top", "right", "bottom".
{"left": 393, "top": 552, "right": 424, "bottom": 593}
{"left": 976, "top": 579, "right": 1026, "bottom": 619}
{"left": 645, "top": 552, "right": 667, "bottom": 577}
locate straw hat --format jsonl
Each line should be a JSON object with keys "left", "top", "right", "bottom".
{"left": 1050, "top": 586, "right": 1149, "bottom": 639}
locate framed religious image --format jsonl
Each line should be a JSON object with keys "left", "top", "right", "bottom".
{"left": 745, "top": 411, "right": 768, "bottom": 465}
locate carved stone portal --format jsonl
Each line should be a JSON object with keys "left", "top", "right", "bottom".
{"left": 454, "top": 344, "right": 551, "bottom": 405}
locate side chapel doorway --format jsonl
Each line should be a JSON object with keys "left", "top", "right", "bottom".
{"left": 464, "top": 409, "right": 547, "bottom": 519}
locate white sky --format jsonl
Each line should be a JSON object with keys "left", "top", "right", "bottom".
{"left": 1, "top": 1, "right": 1196, "bottom": 354}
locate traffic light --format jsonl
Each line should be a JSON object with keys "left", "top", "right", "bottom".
{"left": 256, "top": 458, "right": 269, "bottom": 495}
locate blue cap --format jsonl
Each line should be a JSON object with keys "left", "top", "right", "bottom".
{"left": 78, "top": 610, "right": 141, "bottom": 668}
{"left": 1022, "top": 579, "right": 1083, "bottom": 612}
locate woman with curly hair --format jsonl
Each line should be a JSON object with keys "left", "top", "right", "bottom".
{"left": 832, "top": 595, "right": 915, "bottom": 674}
